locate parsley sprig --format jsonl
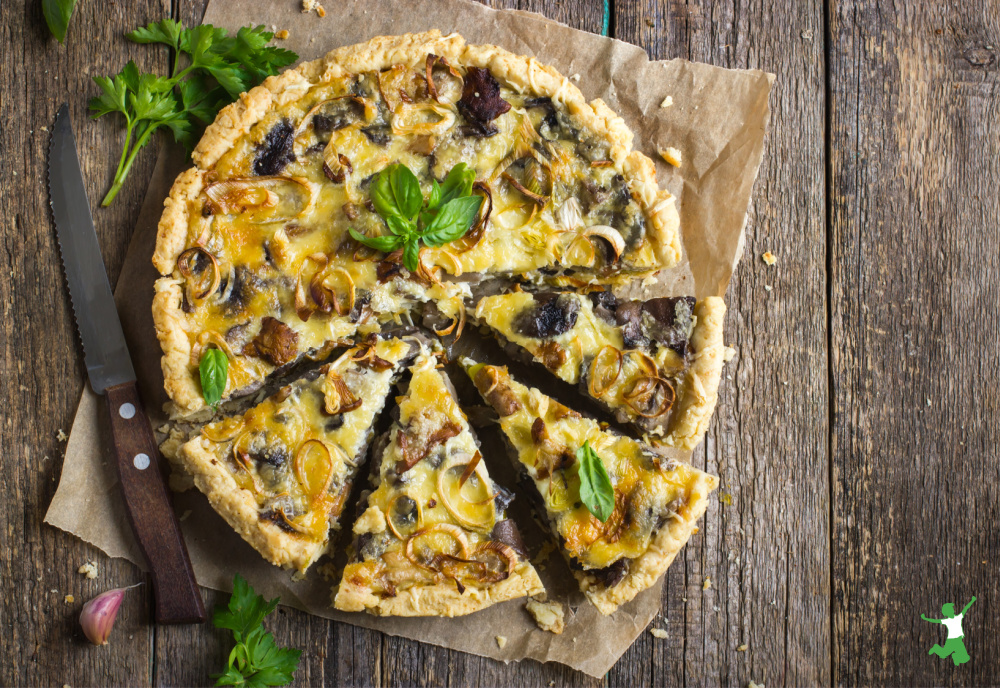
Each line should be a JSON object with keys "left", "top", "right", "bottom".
{"left": 350, "top": 163, "right": 483, "bottom": 272}
{"left": 212, "top": 574, "right": 301, "bottom": 688}
{"left": 89, "top": 20, "right": 298, "bottom": 206}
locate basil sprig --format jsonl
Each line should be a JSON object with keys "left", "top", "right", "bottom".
{"left": 199, "top": 348, "right": 228, "bottom": 407}
{"left": 350, "top": 163, "right": 482, "bottom": 272}
{"left": 576, "top": 441, "right": 615, "bottom": 522}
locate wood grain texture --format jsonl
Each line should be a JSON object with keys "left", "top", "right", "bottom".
{"left": 7, "top": 0, "right": 1000, "bottom": 684}
{"left": 828, "top": 1, "right": 1000, "bottom": 685}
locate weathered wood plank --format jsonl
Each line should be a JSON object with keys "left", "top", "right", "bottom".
{"left": 614, "top": 1, "right": 831, "bottom": 686}
{"left": 828, "top": 1, "right": 1000, "bottom": 685}
{"left": 0, "top": 0, "right": 173, "bottom": 685}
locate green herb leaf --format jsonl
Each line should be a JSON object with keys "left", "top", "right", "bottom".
{"left": 435, "top": 162, "right": 476, "bottom": 208}
{"left": 389, "top": 164, "right": 424, "bottom": 220}
{"left": 43, "top": 0, "right": 77, "bottom": 43}
{"left": 126, "top": 18, "right": 184, "bottom": 51}
{"left": 349, "top": 228, "right": 404, "bottom": 254}
{"left": 403, "top": 238, "right": 421, "bottom": 273}
{"left": 385, "top": 214, "right": 414, "bottom": 238}
{"left": 576, "top": 441, "right": 615, "bottom": 522}
{"left": 212, "top": 575, "right": 301, "bottom": 687}
{"left": 199, "top": 347, "right": 228, "bottom": 407}
{"left": 421, "top": 195, "right": 483, "bottom": 247}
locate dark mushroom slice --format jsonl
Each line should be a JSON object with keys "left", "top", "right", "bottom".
{"left": 253, "top": 120, "right": 296, "bottom": 176}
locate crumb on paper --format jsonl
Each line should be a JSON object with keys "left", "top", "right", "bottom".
{"left": 658, "top": 147, "right": 682, "bottom": 167}
{"left": 78, "top": 562, "right": 98, "bottom": 579}
{"left": 724, "top": 346, "right": 737, "bottom": 362}
{"left": 495, "top": 635, "right": 507, "bottom": 649}
{"left": 649, "top": 627, "right": 668, "bottom": 639}
{"left": 737, "top": 644, "right": 748, "bottom": 652}
{"left": 302, "top": 0, "right": 326, "bottom": 17}
{"left": 641, "top": 274, "right": 659, "bottom": 289}
{"left": 761, "top": 251, "right": 777, "bottom": 265}
{"left": 570, "top": 73, "right": 580, "bottom": 81}
{"left": 660, "top": 95, "right": 673, "bottom": 108}
{"left": 719, "top": 492, "right": 733, "bottom": 505}
{"left": 275, "top": 30, "right": 289, "bottom": 40}
{"left": 703, "top": 577, "right": 712, "bottom": 590}
{"left": 56, "top": 429, "right": 68, "bottom": 442}
{"left": 764, "top": 285, "right": 773, "bottom": 292}
{"left": 64, "top": 594, "right": 75, "bottom": 604}
{"left": 531, "top": 540, "right": 556, "bottom": 565}
{"left": 526, "top": 596, "right": 565, "bottom": 634}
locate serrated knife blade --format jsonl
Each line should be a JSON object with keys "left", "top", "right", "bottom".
{"left": 47, "top": 103, "right": 204, "bottom": 625}
{"left": 48, "top": 104, "right": 136, "bottom": 393}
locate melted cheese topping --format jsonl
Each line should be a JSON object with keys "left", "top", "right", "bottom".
{"left": 473, "top": 364, "right": 709, "bottom": 571}
{"left": 193, "top": 338, "right": 411, "bottom": 546}
{"left": 341, "top": 353, "right": 512, "bottom": 599}
{"left": 172, "top": 62, "right": 658, "bottom": 406}
{"left": 475, "top": 292, "right": 686, "bottom": 427}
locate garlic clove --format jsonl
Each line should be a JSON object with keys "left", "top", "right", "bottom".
{"left": 80, "top": 585, "right": 137, "bottom": 645}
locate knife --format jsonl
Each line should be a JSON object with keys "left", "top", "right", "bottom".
{"left": 48, "top": 104, "right": 205, "bottom": 624}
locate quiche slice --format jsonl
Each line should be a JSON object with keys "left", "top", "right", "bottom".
{"left": 153, "top": 30, "right": 681, "bottom": 417}
{"left": 472, "top": 290, "right": 729, "bottom": 449}
{"left": 467, "top": 362, "right": 718, "bottom": 615}
{"left": 334, "top": 351, "right": 544, "bottom": 616}
{"left": 177, "top": 337, "right": 416, "bottom": 572}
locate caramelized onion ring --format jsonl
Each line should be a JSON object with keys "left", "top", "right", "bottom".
{"left": 177, "top": 247, "right": 221, "bottom": 301}
{"left": 623, "top": 375, "right": 676, "bottom": 418}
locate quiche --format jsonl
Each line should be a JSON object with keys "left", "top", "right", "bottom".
{"left": 334, "top": 350, "right": 544, "bottom": 616}
{"left": 176, "top": 337, "right": 416, "bottom": 572}
{"left": 473, "top": 289, "right": 728, "bottom": 449}
{"left": 467, "top": 362, "right": 718, "bottom": 614}
{"left": 153, "top": 30, "right": 682, "bottom": 417}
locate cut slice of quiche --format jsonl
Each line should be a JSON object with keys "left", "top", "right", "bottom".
{"left": 177, "top": 337, "right": 417, "bottom": 572}
{"left": 467, "top": 362, "right": 718, "bottom": 615}
{"left": 473, "top": 289, "right": 729, "bottom": 449}
{"left": 153, "top": 30, "right": 681, "bottom": 417}
{"left": 334, "top": 351, "right": 544, "bottom": 616}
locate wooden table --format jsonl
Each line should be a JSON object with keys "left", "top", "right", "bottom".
{"left": 3, "top": 0, "right": 998, "bottom": 684}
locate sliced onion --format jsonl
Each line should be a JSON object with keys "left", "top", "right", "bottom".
{"left": 177, "top": 247, "right": 221, "bottom": 301}
{"left": 293, "top": 439, "right": 335, "bottom": 503}
{"left": 322, "top": 147, "right": 353, "bottom": 183}
{"left": 189, "top": 331, "right": 235, "bottom": 367}
{"left": 588, "top": 346, "right": 623, "bottom": 398}
{"left": 403, "top": 523, "right": 470, "bottom": 570}
{"left": 323, "top": 369, "right": 362, "bottom": 415}
{"left": 563, "top": 231, "right": 597, "bottom": 267}
{"left": 272, "top": 507, "right": 315, "bottom": 536}
{"left": 386, "top": 494, "right": 423, "bottom": 540}
{"left": 590, "top": 160, "right": 614, "bottom": 168}
{"left": 294, "top": 253, "right": 328, "bottom": 322}
{"left": 311, "top": 266, "right": 356, "bottom": 317}
{"left": 623, "top": 375, "right": 676, "bottom": 418}
{"left": 204, "top": 177, "right": 312, "bottom": 224}
{"left": 202, "top": 416, "right": 245, "bottom": 443}
{"left": 349, "top": 345, "right": 394, "bottom": 372}
{"left": 436, "top": 457, "right": 496, "bottom": 532}
{"left": 502, "top": 171, "right": 548, "bottom": 205}
{"left": 425, "top": 54, "right": 463, "bottom": 104}
{"left": 453, "top": 181, "right": 492, "bottom": 253}
{"left": 557, "top": 197, "right": 584, "bottom": 231}
{"left": 391, "top": 102, "right": 455, "bottom": 136}
{"left": 623, "top": 349, "right": 660, "bottom": 377}
{"left": 378, "top": 65, "right": 421, "bottom": 112}
{"left": 431, "top": 299, "right": 466, "bottom": 340}
{"left": 471, "top": 541, "right": 518, "bottom": 577}
{"left": 231, "top": 433, "right": 264, "bottom": 494}
{"left": 584, "top": 225, "right": 626, "bottom": 263}
{"left": 544, "top": 469, "right": 573, "bottom": 511}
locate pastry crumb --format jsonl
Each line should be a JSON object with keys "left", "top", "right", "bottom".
{"left": 78, "top": 562, "right": 98, "bottom": 579}
{"left": 64, "top": 594, "right": 75, "bottom": 604}
{"left": 302, "top": 0, "right": 326, "bottom": 16}
{"left": 570, "top": 73, "right": 581, "bottom": 81}
{"left": 495, "top": 635, "right": 507, "bottom": 649}
{"left": 761, "top": 251, "right": 777, "bottom": 265}
{"left": 526, "top": 596, "right": 565, "bottom": 634}
{"left": 275, "top": 29, "right": 289, "bottom": 40}
{"left": 660, "top": 95, "right": 673, "bottom": 108}
{"left": 749, "top": 682, "right": 765, "bottom": 688}
{"left": 649, "top": 627, "right": 668, "bottom": 639}
{"left": 764, "top": 285, "right": 773, "bottom": 291}
{"left": 737, "top": 644, "right": 748, "bottom": 651}
{"left": 703, "top": 576, "right": 712, "bottom": 590}
{"left": 658, "top": 147, "right": 682, "bottom": 167}
{"left": 531, "top": 540, "right": 556, "bottom": 565}
{"left": 56, "top": 429, "right": 68, "bottom": 442}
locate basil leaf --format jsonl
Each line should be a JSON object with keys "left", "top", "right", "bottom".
{"left": 389, "top": 164, "right": 423, "bottom": 220}
{"left": 437, "top": 163, "right": 475, "bottom": 207}
{"left": 421, "top": 196, "right": 483, "bottom": 247}
{"left": 427, "top": 179, "right": 442, "bottom": 210}
{"left": 349, "top": 228, "right": 403, "bottom": 253}
{"left": 576, "top": 441, "right": 615, "bottom": 522}
{"left": 43, "top": 0, "right": 78, "bottom": 43}
{"left": 385, "top": 214, "right": 414, "bottom": 238}
{"left": 369, "top": 169, "right": 401, "bottom": 221}
{"left": 403, "top": 239, "right": 420, "bottom": 273}
{"left": 199, "top": 348, "right": 229, "bottom": 407}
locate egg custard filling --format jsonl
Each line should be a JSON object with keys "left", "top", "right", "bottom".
{"left": 473, "top": 289, "right": 728, "bottom": 449}
{"left": 468, "top": 362, "right": 718, "bottom": 614}
{"left": 153, "top": 31, "right": 682, "bottom": 418}
{"left": 177, "top": 337, "right": 416, "bottom": 572}
{"left": 334, "top": 351, "right": 543, "bottom": 617}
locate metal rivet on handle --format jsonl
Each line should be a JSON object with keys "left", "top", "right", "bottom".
{"left": 119, "top": 402, "right": 136, "bottom": 419}
{"left": 133, "top": 453, "right": 150, "bottom": 470}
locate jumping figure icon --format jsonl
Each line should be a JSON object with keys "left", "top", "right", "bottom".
{"left": 921, "top": 596, "right": 976, "bottom": 666}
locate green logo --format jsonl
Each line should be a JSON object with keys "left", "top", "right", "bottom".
{"left": 921, "top": 596, "right": 976, "bottom": 666}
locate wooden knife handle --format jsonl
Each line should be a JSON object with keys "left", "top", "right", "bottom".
{"left": 105, "top": 381, "right": 206, "bottom": 624}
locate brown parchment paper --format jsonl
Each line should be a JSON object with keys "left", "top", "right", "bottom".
{"left": 45, "top": 0, "right": 773, "bottom": 677}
